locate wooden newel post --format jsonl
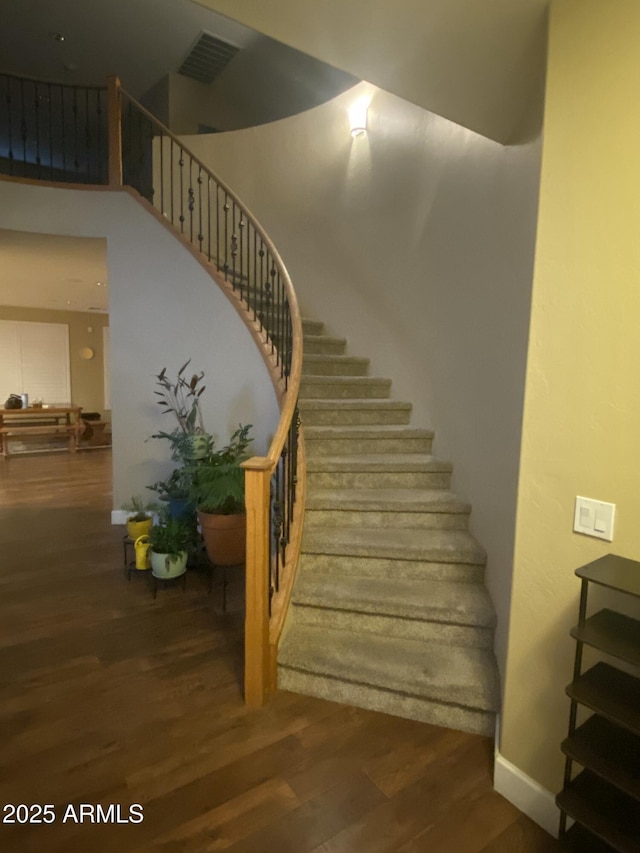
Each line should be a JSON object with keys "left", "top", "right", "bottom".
{"left": 242, "top": 457, "right": 273, "bottom": 709}
{"left": 106, "top": 75, "right": 123, "bottom": 187}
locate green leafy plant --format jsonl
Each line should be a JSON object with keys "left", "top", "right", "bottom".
{"left": 189, "top": 424, "right": 253, "bottom": 515}
{"left": 121, "top": 495, "right": 160, "bottom": 521}
{"left": 148, "top": 512, "right": 193, "bottom": 560}
{"left": 148, "top": 467, "right": 192, "bottom": 501}
{"left": 154, "top": 359, "right": 206, "bottom": 435}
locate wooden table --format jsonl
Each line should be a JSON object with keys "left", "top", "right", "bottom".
{"left": 0, "top": 405, "right": 83, "bottom": 458}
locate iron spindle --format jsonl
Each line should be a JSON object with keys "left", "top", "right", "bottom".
{"left": 20, "top": 78, "right": 27, "bottom": 175}
{"left": 34, "top": 84, "right": 41, "bottom": 178}
{"left": 197, "top": 166, "right": 203, "bottom": 252}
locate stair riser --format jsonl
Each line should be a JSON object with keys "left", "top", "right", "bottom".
{"left": 305, "top": 437, "right": 433, "bottom": 456}
{"left": 291, "top": 605, "right": 494, "bottom": 647}
{"left": 299, "top": 382, "right": 391, "bottom": 400}
{"left": 303, "top": 339, "right": 347, "bottom": 355}
{"left": 302, "top": 360, "right": 369, "bottom": 377}
{"left": 300, "top": 554, "right": 486, "bottom": 581}
{"left": 302, "top": 320, "right": 324, "bottom": 335}
{"left": 307, "top": 470, "right": 452, "bottom": 490}
{"left": 304, "top": 508, "right": 469, "bottom": 530}
{"left": 277, "top": 668, "right": 496, "bottom": 737}
{"left": 300, "top": 409, "right": 412, "bottom": 426}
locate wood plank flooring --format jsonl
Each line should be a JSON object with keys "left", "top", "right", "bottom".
{"left": 0, "top": 451, "right": 561, "bottom": 852}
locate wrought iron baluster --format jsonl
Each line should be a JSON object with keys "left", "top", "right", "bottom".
{"left": 19, "top": 78, "right": 27, "bottom": 176}
{"left": 188, "top": 158, "right": 194, "bottom": 242}
{"left": 178, "top": 147, "right": 185, "bottom": 233}
{"left": 207, "top": 176, "right": 212, "bottom": 261}
{"left": 272, "top": 463, "right": 282, "bottom": 595}
{"left": 223, "top": 192, "right": 229, "bottom": 277}
{"left": 216, "top": 184, "right": 221, "bottom": 270}
{"left": 34, "top": 82, "right": 41, "bottom": 179}
{"left": 6, "top": 76, "right": 15, "bottom": 175}
{"left": 230, "top": 202, "right": 238, "bottom": 288}
{"left": 239, "top": 212, "right": 245, "bottom": 295}
{"left": 72, "top": 86, "right": 80, "bottom": 177}
{"left": 197, "top": 166, "right": 203, "bottom": 252}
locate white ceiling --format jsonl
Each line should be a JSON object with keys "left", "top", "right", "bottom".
{"left": 0, "top": 229, "right": 108, "bottom": 313}
{"left": 0, "top": 0, "right": 260, "bottom": 97}
{"left": 193, "top": 0, "right": 550, "bottom": 143}
{"left": 0, "top": 0, "right": 355, "bottom": 315}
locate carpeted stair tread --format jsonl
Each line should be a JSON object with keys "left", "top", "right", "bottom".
{"left": 306, "top": 453, "right": 453, "bottom": 472}
{"left": 301, "top": 376, "right": 391, "bottom": 387}
{"left": 301, "top": 318, "right": 324, "bottom": 334}
{"left": 292, "top": 574, "right": 496, "bottom": 628}
{"left": 303, "top": 335, "right": 347, "bottom": 354}
{"left": 299, "top": 399, "right": 412, "bottom": 412}
{"left": 305, "top": 487, "right": 470, "bottom": 514}
{"left": 305, "top": 425, "right": 434, "bottom": 440}
{"left": 299, "top": 399, "right": 413, "bottom": 425}
{"left": 278, "top": 624, "right": 499, "bottom": 712}
{"left": 302, "top": 527, "right": 486, "bottom": 564}
{"left": 303, "top": 355, "right": 369, "bottom": 366}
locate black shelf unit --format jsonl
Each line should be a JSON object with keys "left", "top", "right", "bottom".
{"left": 557, "top": 554, "right": 640, "bottom": 852}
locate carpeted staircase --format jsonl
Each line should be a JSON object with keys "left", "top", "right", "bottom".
{"left": 278, "top": 318, "right": 500, "bottom": 736}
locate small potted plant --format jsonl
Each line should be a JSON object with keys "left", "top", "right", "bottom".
{"left": 148, "top": 512, "right": 192, "bottom": 579}
{"left": 148, "top": 467, "right": 193, "bottom": 521}
{"left": 189, "top": 424, "right": 252, "bottom": 566}
{"left": 152, "top": 360, "right": 209, "bottom": 458}
{"left": 121, "top": 495, "right": 160, "bottom": 540}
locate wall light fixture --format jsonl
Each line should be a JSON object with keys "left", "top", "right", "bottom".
{"left": 349, "top": 97, "right": 369, "bottom": 137}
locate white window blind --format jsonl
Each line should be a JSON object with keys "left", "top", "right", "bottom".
{"left": 0, "top": 320, "right": 71, "bottom": 405}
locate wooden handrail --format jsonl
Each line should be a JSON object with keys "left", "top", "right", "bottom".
{"left": 114, "top": 81, "right": 306, "bottom": 708}
{"left": 0, "top": 70, "right": 306, "bottom": 711}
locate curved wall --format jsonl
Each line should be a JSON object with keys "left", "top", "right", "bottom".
{"left": 184, "top": 82, "right": 542, "bottom": 686}
{"left": 0, "top": 180, "right": 279, "bottom": 509}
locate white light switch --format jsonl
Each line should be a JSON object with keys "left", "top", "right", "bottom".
{"left": 574, "top": 496, "right": 615, "bottom": 541}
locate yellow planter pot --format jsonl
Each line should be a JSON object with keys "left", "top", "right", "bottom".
{"left": 127, "top": 517, "right": 153, "bottom": 541}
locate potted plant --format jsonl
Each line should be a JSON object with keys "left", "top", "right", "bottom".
{"left": 152, "top": 360, "right": 210, "bottom": 458}
{"left": 148, "top": 467, "right": 193, "bottom": 521}
{"left": 148, "top": 512, "right": 192, "bottom": 579}
{"left": 121, "top": 495, "right": 160, "bottom": 540}
{"left": 189, "top": 424, "right": 253, "bottom": 566}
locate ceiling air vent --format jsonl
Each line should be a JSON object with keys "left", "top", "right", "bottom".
{"left": 178, "top": 32, "right": 240, "bottom": 84}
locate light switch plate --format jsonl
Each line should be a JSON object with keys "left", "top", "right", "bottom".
{"left": 574, "top": 496, "right": 615, "bottom": 541}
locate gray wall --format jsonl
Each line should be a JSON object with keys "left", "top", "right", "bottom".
{"left": 184, "top": 82, "right": 543, "bottom": 685}
{"left": 0, "top": 182, "right": 280, "bottom": 509}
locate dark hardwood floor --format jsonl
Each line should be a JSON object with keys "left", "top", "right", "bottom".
{"left": 0, "top": 450, "right": 561, "bottom": 852}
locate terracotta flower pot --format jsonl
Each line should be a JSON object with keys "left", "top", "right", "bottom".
{"left": 198, "top": 511, "right": 246, "bottom": 566}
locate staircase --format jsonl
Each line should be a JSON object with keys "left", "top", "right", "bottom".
{"left": 278, "top": 318, "right": 500, "bottom": 736}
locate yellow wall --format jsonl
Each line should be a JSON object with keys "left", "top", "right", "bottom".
{"left": 0, "top": 306, "right": 109, "bottom": 417}
{"left": 501, "top": 0, "right": 640, "bottom": 792}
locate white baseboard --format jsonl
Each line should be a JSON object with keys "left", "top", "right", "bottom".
{"left": 494, "top": 751, "right": 559, "bottom": 838}
{"left": 111, "top": 510, "right": 127, "bottom": 525}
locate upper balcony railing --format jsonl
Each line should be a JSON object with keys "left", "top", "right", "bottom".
{"left": 0, "top": 72, "right": 109, "bottom": 184}
{"left": 0, "top": 71, "right": 304, "bottom": 708}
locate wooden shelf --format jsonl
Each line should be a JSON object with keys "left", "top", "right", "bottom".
{"left": 566, "top": 662, "right": 640, "bottom": 736}
{"left": 562, "top": 715, "right": 640, "bottom": 801}
{"left": 571, "top": 609, "right": 640, "bottom": 666}
{"left": 556, "top": 770, "right": 640, "bottom": 852}
{"left": 560, "top": 557, "right": 640, "bottom": 850}
{"left": 576, "top": 555, "right": 640, "bottom": 598}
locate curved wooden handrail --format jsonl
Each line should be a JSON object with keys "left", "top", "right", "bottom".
{"left": 116, "top": 81, "right": 305, "bottom": 707}
{"left": 0, "top": 71, "right": 306, "bottom": 710}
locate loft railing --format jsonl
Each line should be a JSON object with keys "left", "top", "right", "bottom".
{"left": 0, "top": 72, "right": 304, "bottom": 708}
{"left": 0, "top": 72, "right": 108, "bottom": 183}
